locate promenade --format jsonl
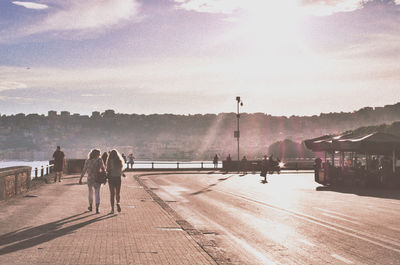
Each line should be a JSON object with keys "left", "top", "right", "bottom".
{"left": 0, "top": 173, "right": 219, "bottom": 265}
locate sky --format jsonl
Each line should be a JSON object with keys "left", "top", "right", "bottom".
{"left": 0, "top": 0, "right": 400, "bottom": 116}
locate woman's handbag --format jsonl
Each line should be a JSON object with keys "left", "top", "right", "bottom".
{"left": 95, "top": 171, "right": 107, "bottom": 184}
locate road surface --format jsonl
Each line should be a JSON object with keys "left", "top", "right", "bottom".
{"left": 140, "top": 172, "right": 400, "bottom": 265}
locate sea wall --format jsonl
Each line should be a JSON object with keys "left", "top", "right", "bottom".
{"left": 0, "top": 166, "right": 31, "bottom": 200}
{"left": 66, "top": 159, "right": 86, "bottom": 174}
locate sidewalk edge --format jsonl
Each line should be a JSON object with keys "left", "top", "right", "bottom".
{"left": 133, "top": 173, "right": 231, "bottom": 265}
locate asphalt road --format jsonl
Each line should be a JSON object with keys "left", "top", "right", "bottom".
{"left": 140, "top": 172, "right": 400, "bottom": 265}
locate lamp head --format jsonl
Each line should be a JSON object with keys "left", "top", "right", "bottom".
{"left": 236, "top": 96, "right": 241, "bottom": 102}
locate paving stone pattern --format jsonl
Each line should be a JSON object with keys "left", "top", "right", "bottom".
{"left": 0, "top": 173, "right": 217, "bottom": 265}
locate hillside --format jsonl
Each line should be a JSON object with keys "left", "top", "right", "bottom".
{"left": 1, "top": 103, "right": 400, "bottom": 160}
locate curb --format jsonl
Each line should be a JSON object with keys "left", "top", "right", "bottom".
{"left": 133, "top": 173, "right": 232, "bottom": 265}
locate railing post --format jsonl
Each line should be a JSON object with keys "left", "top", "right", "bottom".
{"left": 201, "top": 162, "right": 203, "bottom": 169}
{"left": 35, "top": 167, "right": 38, "bottom": 178}
{"left": 152, "top": 162, "right": 154, "bottom": 169}
{"left": 46, "top": 166, "right": 49, "bottom": 175}
{"left": 41, "top": 166, "right": 44, "bottom": 177}
{"left": 177, "top": 162, "right": 179, "bottom": 169}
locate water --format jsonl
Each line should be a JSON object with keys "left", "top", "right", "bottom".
{"left": 127, "top": 161, "right": 221, "bottom": 169}
{"left": 0, "top": 160, "right": 222, "bottom": 174}
{"left": 0, "top": 160, "right": 50, "bottom": 177}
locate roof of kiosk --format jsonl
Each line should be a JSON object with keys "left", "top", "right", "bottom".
{"left": 304, "top": 132, "right": 400, "bottom": 153}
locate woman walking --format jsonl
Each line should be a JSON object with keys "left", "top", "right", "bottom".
{"left": 106, "top": 149, "right": 124, "bottom": 214}
{"left": 79, "top": 149, "right": 106, "bottom": 214}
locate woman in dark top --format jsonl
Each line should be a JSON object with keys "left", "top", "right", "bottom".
{"left": 106, "top": 149, "right": 124, "bottom": 214}
{"left": 101, "top": 152, "right": 108, "bottom": 165}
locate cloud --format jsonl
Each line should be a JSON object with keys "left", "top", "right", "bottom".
{"left": 174, "top": 0, "right": 241, "bottom": 14}
{"left": 300, "top": 0, "right": 362, "bottom": 16}
{"left": 37, "top": 0, "right": 140, "bottom": 32}
{"left": 0, "top": 81, "right": 27, "bottom": 91}
{"left": 81, "top": 93, "right": 109, "bottom": 97}
{"left": 12, "top": 1, "right": 48, "bottom": 10}
{"left": 2, "top": 0, "right": 141, "bottom": 41}
{"left": 174, "top": 0, "right": 400, "bottom": 16}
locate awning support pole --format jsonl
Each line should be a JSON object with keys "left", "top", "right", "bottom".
{"left": 393, "top": 150, "right": 396, "bottom": 173}
{"left": 354, "top": 152, "right": 358, "bottom": 168}
{"left": 341, "top": 151, "right": 345, "bottom": 168}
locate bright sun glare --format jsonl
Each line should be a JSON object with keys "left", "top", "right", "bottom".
{"left": 241, "top": 1, "right": 304, "bottom": 52}
{"left": 228, "top": 1, "right": 316, "bottom": 82}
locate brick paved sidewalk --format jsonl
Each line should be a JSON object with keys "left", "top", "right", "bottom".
{"left": 0, "top": 173, "right": 217, "bottom": 265}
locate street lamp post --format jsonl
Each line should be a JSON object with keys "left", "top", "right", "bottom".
{"left": 235, "top": 96, "right": 243, "bottom": 172}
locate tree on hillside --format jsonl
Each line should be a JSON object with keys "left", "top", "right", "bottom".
{"left": 268, "top": 139, "right": 314, "bottom": 160}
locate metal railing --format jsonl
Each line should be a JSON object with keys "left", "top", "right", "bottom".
{"left": 33, "top": 164, "right": 54, "bottom": 178}
{"left": 125, "top": 161, "right": 221, "bottom": 170}
{"left": 123, "top": 160, "right": 315, "bottom": 171}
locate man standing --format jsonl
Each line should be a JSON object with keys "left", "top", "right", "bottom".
{"left": 213, "top": 154, "right": 219, "bottom": 169}
{"left": 226, "top": 154, "right": 232, "bottom": 173}
{"left": 241, "top": 156, "right": 248, "bottom": 175}
{"left": 261, "top": 155, "right": 269, "bottom": 183}
{"left": 127, "top": 153, "right": 135, "bottom": 169}
{"left": 53, "top": 146, "right": 65, "bottom": 182}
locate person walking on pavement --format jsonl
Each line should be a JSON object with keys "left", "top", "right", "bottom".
{"left": 79, "top": 149, "right": 106, "bottom": 214}
{"left": 101, "top": 152, "right": 108, "bottom": 165}
{"left": 213, "top": 154, "right": 219, "bottom": 169}
{"left": 106, "top": 149, "right": 125, "bottom": 214}
{"left": 52, "top": 146, "right": 65, "bottom": 182}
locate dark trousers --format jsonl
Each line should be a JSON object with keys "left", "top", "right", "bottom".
{"left": 108, "top": 177, "right": 121, "bottom": 208}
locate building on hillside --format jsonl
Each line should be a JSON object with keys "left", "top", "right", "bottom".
{"left": 48, "top": 111, "right": 57, "bottom": 118}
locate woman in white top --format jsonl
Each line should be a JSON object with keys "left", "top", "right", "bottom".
{"left": 106, "top": 149, "right": 124, "bottom": 214}
{"left": 79, "top": 149, "right": 106, "bottom": 214}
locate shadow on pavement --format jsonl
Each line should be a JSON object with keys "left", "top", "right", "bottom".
{"left": 62, "top": 176, "right": 81, "bottom": 179}
{"left": 0, "top": 212, "right": 114, "bottom": 255}
{"left": 63, "top": 182, "right": 82, "bottom": 186}
{"left": 190, "top": 175, "right": 233, "bottom": 196}
{"left": 316, "top": 186, "right": 400, "bottom": 200}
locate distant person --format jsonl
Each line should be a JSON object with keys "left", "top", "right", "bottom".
{"left": 226, "top": 154, "right": 232, "bottom": 173}
{"left": 52, "top": 146, "right": 65, "bottom": 182}
{"left": 79, "top": 149, "right": 106, "bottom": 214}
{"left": 101, "top": 152, "right": 108, "bottom": 165}
{"left": 127, "top": 153, "right": 135, "bottom": 169}
{"left": 315, "top": 157, "right": 322, "bottom": 170}
{"left": 261, "top": 155, "right": 269, "bottom": 183}
{"left": 213, "top": 154, "right": 219, "bottom": 169}
{"left": 371, "top": 157, "right": 379, "bottom": 172}
{"left": 241, "top": 156, "right": 248, "bottom": 174}
{"left": 268, "top": 155, "right": 277, "bottom": 173}
{"left": 106, "top": 150, "right": 125, "bottom": 214}
{"left": 121, "top": 153, "right": 127, "bottom": 166}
